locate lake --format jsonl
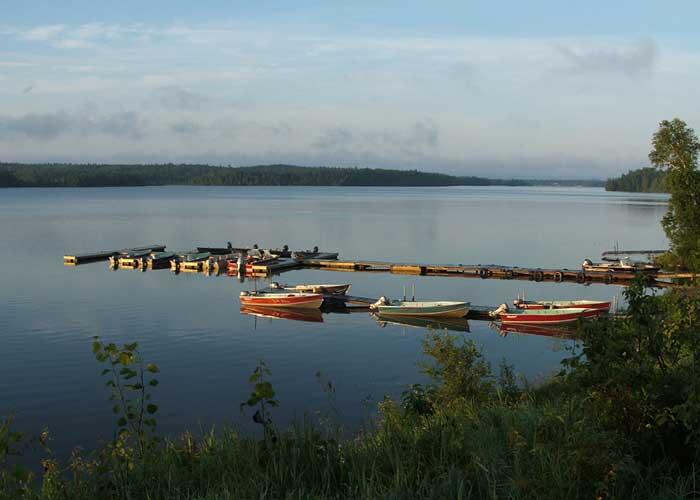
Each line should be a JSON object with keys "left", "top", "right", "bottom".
{"left": 0, "top": 185, "right": 668, "bottom": 457}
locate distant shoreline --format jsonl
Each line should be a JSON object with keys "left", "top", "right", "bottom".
{"left": 0, "top": 163, "right": 604, "bottom": 188}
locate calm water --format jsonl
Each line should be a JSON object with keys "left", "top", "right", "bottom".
{"left": 0, "top": 185, "right": 668, "bottom": 456}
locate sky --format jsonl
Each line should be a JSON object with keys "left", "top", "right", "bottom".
{"left": 1, "top": 0, "right": 700, "bottom": 178}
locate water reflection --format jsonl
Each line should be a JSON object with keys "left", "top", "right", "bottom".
{"left": 240, "top": 306, "right": 324, "bottom": 323}
{"left": 372, "top": 313, "right": 470, "bottom": 333}
{"left": 495, "top": 322, "right": 577, "bottom": 338}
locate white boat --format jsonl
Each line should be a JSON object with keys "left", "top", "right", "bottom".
{"left": 582, "top": 258, "right": 659, "bottom": 273}
{"left": 370, "top": 297, "right": 469, "bottom": 318}
{"left": 513, "top": 299, "right": 611, "bottom": 311}
{"left": 269, "top": 282, "right": 350, "bottom": 295}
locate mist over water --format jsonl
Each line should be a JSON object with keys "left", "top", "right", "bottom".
{"left": 0, "top": 185, "right": 668, "bottom": 456}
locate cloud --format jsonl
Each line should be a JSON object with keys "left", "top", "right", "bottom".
{"left": 556, "top": 38, "right": 658, "bottom": 76}
{"left": 21, "top": 25, "right": 65, "bottom": 41}
{"left": 150, "top": 86, "right": 209, "bottom": 111}
{"left": 312, "top": 120, "right": 439, "bottom": 155}
{"left": 0, "top": 111, "right": 72, "bottom": 140}
{"left": 312, "top": 126, "right": 353, "bottom": 149}
{"left": 0, "top": 109, "right": 148, "bottom": 141}
{"left": 170, "top": 120, "right": 202, "bottom": 134}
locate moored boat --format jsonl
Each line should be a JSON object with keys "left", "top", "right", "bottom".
{"left": 491, "top": 304, "right": 604, "bottom": 324}
{"left": 292, "top": 246, "right": 339, "bottom": 260}
{"left": 370, "top": 297, "right": 469, "bottom": 318}
{"left": 239, "top": 291, "right": 324, "bottom": 309}
{"left": 582, "top": 258, "right": 660, "bottom": 273}
{"left": 269, "top": 282, "right": 351, "bottom": 295}
{"left": 513, "top": 298, "right": 611, "bottom": 311}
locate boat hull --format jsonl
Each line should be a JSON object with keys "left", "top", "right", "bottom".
{"left": 239, "top": 293, "right": 323, "bottom": 309}
{"left": 499, "top": 308, "right": 603, "bottom": 324}
{"left": 515, "top": 300, "right": 611, "bottom": 311}
{"left": 272, "top": 284, "right": 351, "bottom": 295}
{"left": 376, "top": 302, "right": 469, "bottom": 318}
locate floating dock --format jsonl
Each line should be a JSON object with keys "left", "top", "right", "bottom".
{"left": 64, "top": 244, "right": 166, "bottom": 265}
{"left": 304, "top": 259, "right": 655, "bottom": 285}
{"left": 65, "top": 243, "right": 697, "bottom": 286}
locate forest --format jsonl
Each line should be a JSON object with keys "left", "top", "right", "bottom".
{"left": 605, "top": 167, "right": 667, "bottom": 192}
{"left": 0, "top": 163, "right": 601, "bottom": 188}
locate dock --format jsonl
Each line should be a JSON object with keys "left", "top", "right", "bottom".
{"left": 65, "top": 243, "right": 698, "bottom": 286}
{"left": 303, "top": 259, "right": 672, "bottom": 285}
{"left": 64, "top": 244, "right": 166, "bottom": 265}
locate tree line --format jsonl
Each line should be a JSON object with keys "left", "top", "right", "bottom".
{"left": 0, "top": 163, "right": 603, "bottom": 188}
{"left": 605, "top": 166, "right": 667, "bottom": 192}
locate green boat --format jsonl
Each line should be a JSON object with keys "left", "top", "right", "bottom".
{"left": 370, "top": 297, "right": 469, "bottom": 318}
{"left": 182, "top": 252, "right": 210, "bottom": 262}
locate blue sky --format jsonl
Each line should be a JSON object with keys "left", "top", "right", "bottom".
{"left": 1, "top": 1, "right": 699, "bottom": 177}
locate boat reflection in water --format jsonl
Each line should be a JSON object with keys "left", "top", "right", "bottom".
{"left": 239, "top": 305, "right": 324, "bottom": 323}
{"left": 495, "top": 322, "right": 577, "bottom": 339}
{"left": 372, "top": 313, "right": 470, "bottom": 333}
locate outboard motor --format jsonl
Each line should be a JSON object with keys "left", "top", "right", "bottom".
{"left": 370, "top": 296, "right": 390, "bottom": 310}
{"left": 489, "top": 303, "right": 509, "bottom": 318}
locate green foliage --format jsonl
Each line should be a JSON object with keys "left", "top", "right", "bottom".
{"left": 649, "top": 118, "right": 700, "bottom": 271}
{"left": 564, "top": 278, "right": 700, "bottom": 466}
{"left": 240, "top": 360, "right": 278, "bottom": 436}
{"left": 419, "top": 332, "right": 495, "bottom": 408}
{"left": 0, "top": 162, "right": 605, "bottom": 188}
{"left": 0, "top": 416, "right": 33, "bottom": 499}
{"left": 605, "top": 167, "right": 667, "bottom": 192}
{"left": 92, "top": 337, "right": 160, "bottom": 457}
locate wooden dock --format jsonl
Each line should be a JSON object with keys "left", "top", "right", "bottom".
{"left": 301, "top": 259, "right": 693, "bottom": 286}
{"left": 64, "top": 244, "right": 166, "bottom": 265}
{"left": 65, "top": 243, "right": 699, "bottom": 287}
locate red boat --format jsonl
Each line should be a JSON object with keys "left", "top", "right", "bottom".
{"left": 239, "top": 291, "right": 323, "bottom": 309}
{"left": 513, "top": 299, "right": 611, "bottom": 311}
{"left": 492, "top": 304, "right": 604, "bottom": 324}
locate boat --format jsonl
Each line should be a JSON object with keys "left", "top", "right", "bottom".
{"left": 143, "top": 251, "right": 176, "bottom": 269}
{"left": 292, "top": 247, "right": 339, "bottom": 260}
{"left": 109, "top": 249, "right": 153, "bottom": 266}
{"left": 369, "top": 296, "right": 469, "bottom": 318}
{"left": 239, "top": 291, "right": 324, "bottom": 309}
{"left": 582, "top": 258, "right": 660, "bottom": 273}
{"left": 513, "top": 298, "right": 611, "bottom": 311}
{"left": 183, "top": 252, "right": 210, "bottom": 262}
{"left": 269, "top": 282, "right": 351, "bottom": 295}
{"left": 491, "top": 304, "right": 604, "bottom": 324}
{"left": 372, "top": 313, "right": 470, "bottom": 332}
{"left": 240, "top": 305, "right": 323, "bottom": 323}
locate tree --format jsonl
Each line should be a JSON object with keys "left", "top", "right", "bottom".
{"left": 649, "top": 119, "right": 700, "bottom": 271}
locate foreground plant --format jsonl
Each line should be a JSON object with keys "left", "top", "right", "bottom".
{"left": 92, "top": 337, "right": 160, "bottom": 457}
